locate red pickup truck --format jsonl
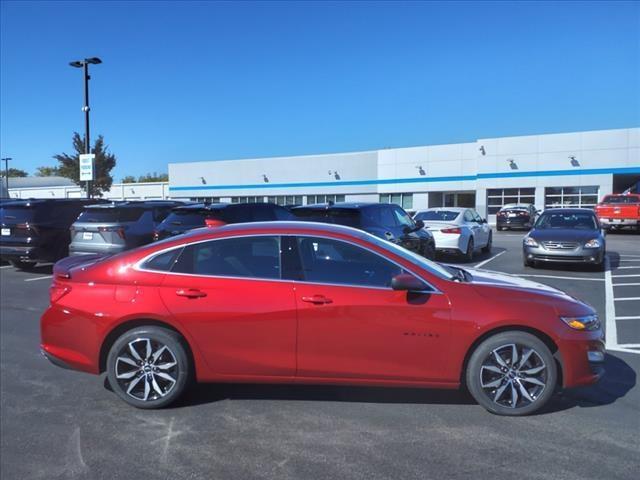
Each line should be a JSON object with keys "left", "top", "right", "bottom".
{"left": 594, "top": 193, "right": 640, "bottom": 231}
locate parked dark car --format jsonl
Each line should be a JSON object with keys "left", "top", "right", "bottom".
{"left": 69, "top": 200, "right": 184, "bottom": 256}
{"left": 523, "top": 208, "right": 606, "bottom": 270}
{"left": 496, "top": 204, "right": 538, "bottom": 231}
{"left": 290, "top": 202, "right": 436, "bottom": 259}
{"left": 0, "top": 198, "right": 107, "bottom": 269}
{"left": 154, "top": 202, "right": 294, "bottom": 240}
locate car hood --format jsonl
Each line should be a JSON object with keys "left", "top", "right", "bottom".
{"left": 528, "top": 228, "right": 600, "bottom": 242}
{"left": 466, "top": 268, "right": 572, "bottom": 299}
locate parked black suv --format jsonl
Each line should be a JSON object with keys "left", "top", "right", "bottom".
{"left": 496, "top": 204, "right": 538, "bottom": 231}
{"left": 0, "top": 198, "right": 107, "bottom": 269}
{"left": 290, "top": 202, "right": 436, "bottom": 259}
{"left": 154, "top": 202, "right": 294, "bottom": 240}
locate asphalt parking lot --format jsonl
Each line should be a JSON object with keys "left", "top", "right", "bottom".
{"left": 1, "top": 231, "right": 639, "bottom": 480}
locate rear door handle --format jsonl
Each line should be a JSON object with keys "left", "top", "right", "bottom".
{"left": 301, "top": 295, "right": 333, "bottom": 305}
{"left": 176, "top": 288, "right": 207, "bottom": 298}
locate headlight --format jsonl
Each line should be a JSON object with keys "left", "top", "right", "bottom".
{"left": 524, "top": 237, "right": 539, "bottom": 247}
{"left": 584, "top": 239, "right": 601, "bottom": 248}
{"left": 560, "top": 314, "right": 600, "bottom": 331}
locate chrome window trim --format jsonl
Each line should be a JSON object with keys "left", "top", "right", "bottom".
{"left": 133, "top": 233, "right": 443, "bottom": 294}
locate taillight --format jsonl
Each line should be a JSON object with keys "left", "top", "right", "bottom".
{"left": 98, "top": 226, "right": 126, "bottom": 239}
{"left": 17, "top": 223, "right": 39, "bottom": 234}
{"left": 497, "top": 212, "right": 506, "bottom": 217}
{"left": 518, "top": 211, "right": 528, "bottom": 216}
{"left": 441, "top": 227, "right": 462, "bottom": 234}
{"left": 205, "top": 219, "right": 226, "bottom": 228}
{"left": 49, "top": 283, "right": 71, "bottom": 304}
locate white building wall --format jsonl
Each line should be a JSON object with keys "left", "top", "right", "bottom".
{"left": 8, "top": 182, "right": 170, "bottom": 200}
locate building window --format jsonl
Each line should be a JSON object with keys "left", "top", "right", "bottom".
{"left": 266, "top": 195, "right": 303, "bottom": 206}
{"left": 544, "top": 186, "right": 599, "bottom": 209}
{"left": 486, "top": 188, "right": 535, "bottom": 214}
{"left": 189, "top": 197, "right": 220, "bottom": 203}
{"left": 231, "top": 196, "right": 264, "bottom": 203}
{"left": 305, "top": 194, "right": 345, "bottom": 205}
{"left": 379, "top": 193, "right": 413, "bottom": 210}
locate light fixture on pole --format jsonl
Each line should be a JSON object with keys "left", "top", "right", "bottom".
{"left": 69, "top": 57, "right": 102, "bottom": 198}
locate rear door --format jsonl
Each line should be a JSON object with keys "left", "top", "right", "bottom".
{"left": 158, "top": 235, "right": 297, "bottom": 377}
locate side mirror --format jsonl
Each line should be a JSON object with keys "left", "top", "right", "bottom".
{"left": 415, "top": 219, "right": 425, "bottom": 229}
{"left": 391, "top": 273, "right": 428, "bottom": 292}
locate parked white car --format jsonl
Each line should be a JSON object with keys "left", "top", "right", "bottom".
{"left": 413, "top": 207, "right": 492, "bottom": 261}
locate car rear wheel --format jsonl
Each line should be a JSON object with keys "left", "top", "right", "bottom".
{"left": 466, "top": 331, "right": 557, "bottom": 416}
{"left": 106, "top": 326, "right": 191, "bottom": 409}
{"left": 9, "top": 259, "right": 37, "bottom": 270}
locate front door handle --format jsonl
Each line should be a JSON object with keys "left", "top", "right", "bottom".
{"left": 176, "top": 288, "right": 207, "bottom": 298}
{"left": 301, "top": 295, "right": 333, "bottom": 305}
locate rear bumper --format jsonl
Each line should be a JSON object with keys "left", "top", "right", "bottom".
{"left": 69, "top": 244, "right": 126, "bottom": 256}
{"left": 431, "top": 232, "right": 464, "bottom": 253}
{"left": 497, "top": 218, "right": 532, "bottom": 228}
{"left": 0, "top": 244, "right": 37, "bottom": 261}
{"left": 599, "top": 218, "right": 639, "bottom": 227}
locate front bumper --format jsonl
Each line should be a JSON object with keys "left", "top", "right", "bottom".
{"left": 523, "top": 245, "right": 604, "bottom": 264}
{"left": 557, "top": 332, "right": 606, "bottom": 388}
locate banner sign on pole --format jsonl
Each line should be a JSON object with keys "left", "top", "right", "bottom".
{"left": 79, "top": 154, "right": 96, "bottom": 181}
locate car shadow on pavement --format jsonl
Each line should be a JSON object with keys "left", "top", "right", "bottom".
{"left": 179, "top": 383, "right": 477, "bottom": 408}
{"left": 540, "top": 353, "right": 636, "bottom": 414}
{"left": 18, "top": 264, "right": 53, "bottom": 275}
{"left": 437, "top": 247, "right": 507, "bottom": 266}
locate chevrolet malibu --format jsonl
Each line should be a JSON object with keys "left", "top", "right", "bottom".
{"left": 41, "top": 222, "right": 604, "bottom": 416}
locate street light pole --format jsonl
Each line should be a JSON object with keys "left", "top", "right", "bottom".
{"left": 1, "top": 157, "right": 11, "bottom": 198}
{"left": 70, "top": 57, "right": 102, "bottom": 199}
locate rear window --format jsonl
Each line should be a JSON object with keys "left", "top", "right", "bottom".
{"left": 415, "top": 210, "right": 460, "bottom": 222}
{"left": 0, "top": 206, "right": 38, "bottom": 223}
{"left": 601, "top": 195, "right": 640, "bottom": 204}
{"left": 536, "top": 212, "right": 598, "bottom": 230}
{"left": 77, "top": 208, "right": 145, "bottom": 223}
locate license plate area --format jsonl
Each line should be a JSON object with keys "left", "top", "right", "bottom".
{"left": 1, "top": 228, "right": 10, "bottom": 236}
{"left": 82, "top": 232, "right": 93, "bottom": 240}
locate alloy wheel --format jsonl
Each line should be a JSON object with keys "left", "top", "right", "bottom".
{"left": 114, "top": 338, "right": 179, "bottom": 402}
{"left": 479, "top": 343, "right": 547, "bottom": 409}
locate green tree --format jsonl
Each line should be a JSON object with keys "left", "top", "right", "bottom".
{"left": 137, "top": 172, "right": 169, "bottom": 182}
{"left": 5, "top": 168, "right": 28, "bottom": 177}
{"left": 35, "top": 166, "right": 61, "bottom": 177}
{"left": 121, "top": 175, "right": 136, "bottom": 183}
{"left": 53, "top": 132, "right": 116, "bottom": 196}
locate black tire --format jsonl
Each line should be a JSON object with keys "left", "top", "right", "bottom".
{"left": 523, "top": 257, "right": 535, "bottom": 268}
{"left": 424, "top": 241, "right": 436, "bottom": 260}
{"left": 463, "top": 238, "right": 474, "bottom": 262}
{"left": 497, "top": 226, "right": 504, "bottom": 231}
{"left": 481, "top": 232, "right": 492, "bottom": 254}
{"left": 465, "top": 331, "right": 558, "bottom": 416}
{"left": 9, "top": 259, "right": 37, "bottom": 270}
{"left": 106, "top": 326, "right": 191, "bottom": 409}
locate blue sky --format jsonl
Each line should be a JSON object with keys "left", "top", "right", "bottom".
{"left": 1, "top": 0, "right": 639, "bottom": 181}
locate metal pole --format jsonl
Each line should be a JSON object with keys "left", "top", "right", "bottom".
{"left": 83, "top": 62, "right": 91, "bottom": 198}
{"left": 1, "top": 157, "right": 11, "bottom": 198}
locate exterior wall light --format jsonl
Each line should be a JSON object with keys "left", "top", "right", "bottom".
{"left": 416, "top": 166, "right": 426, "bottom": 176}
{"left": 200, "top": 177, "right": 207, "bottom": 185}
{"left": 507, "top": 159, "right": 518, "bottom": 170}
{"left": 569, "top": 156, "right": 580, "bottom": 167}
{"left": 262, "top": 174, "right": 269, "bottom": 183}
{"left": 479, "top": 145, "right": 486, "bottom": 155}
{"left": 328, "top": 170, "right": 341, "bottom": 180}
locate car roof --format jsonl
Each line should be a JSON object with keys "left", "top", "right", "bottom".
{"left": 501, "top": 204, "right": 532, "bottom": 209}
{"left": 2, "top": 198, "right": 104, "bottom": 207}
{"left": 171, "top": 202, "right": 284, "bottom": 212}
{"left": 84, "top": 200, "right": 182, "bottom": 210}
{"left": 416, "top": 207, "right": 466, "bottom": 213}
{"left": 540, "top": 208, "right": 596, "bottom": 214}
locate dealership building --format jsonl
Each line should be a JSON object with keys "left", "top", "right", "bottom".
{"left": 169, "top": 127, "right": 639, "bottom": 222}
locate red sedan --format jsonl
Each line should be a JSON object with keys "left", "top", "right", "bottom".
{"left": 41, "top": 222, "right": 605, "bottom": 415}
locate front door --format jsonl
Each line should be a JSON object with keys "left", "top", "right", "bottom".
{"left": 287, "top": 235, "right": 451, "bottom": 382}
{"left": 159, "top": 235, "right": 297, "bottom": 377}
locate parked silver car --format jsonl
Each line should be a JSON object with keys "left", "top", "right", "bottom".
{"left": 523, "top": 208, "right": 606, "bottom": 270}
{"left": 68, "top": 201, "right": 183, "bottom": 256}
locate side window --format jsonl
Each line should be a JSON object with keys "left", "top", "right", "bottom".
{"left": 471, "top": 210, "right": 483, "bottom": 223}
{"left": 172, "top": 236, "right": 281, "bottom": 279}
{"left": 377, "top": 206, "right": 398, "bottom": 228}
{"left": 463, "top": 210, "right": 476, "bottom": 223}
{"left": 392, "top": 207, "right": 414, "bottom": 229}
{"left": 295, "top": 236, "right": 405, "bottom": 288}
{"left": 142, "top": 247, "right": 183, "bottom": 272}
{"left": 153, "top": 207, "right": 172, "bottom": 222}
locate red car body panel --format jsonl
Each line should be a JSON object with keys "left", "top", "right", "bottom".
{"left": 41, "top": 222, "right": 604, "bottom": 390}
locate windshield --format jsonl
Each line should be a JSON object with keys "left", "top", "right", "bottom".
{"left": 601, "top": 195, "right": 640, "bottom": 204}
{"left": 535, "top": 212, "right": 598, "bottom": 230}
{"left": 415, "top": 210, "right": 460, "bottom": 222}
{"left": 77, "top": 208, "right": 145, "bottom": 223}
{"left": 361, "top": 230, "right": 455, "bottom": 281}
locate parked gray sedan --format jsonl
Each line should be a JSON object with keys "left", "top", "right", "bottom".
{"left": 523, "top": 208, "right": 606, "bottom": 270}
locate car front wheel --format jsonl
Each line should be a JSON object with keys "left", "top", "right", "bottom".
{"left": 466, "top": 331, "right": 557, "bottom": 416}
{"left": 106, "top": 326, "right": 191, "bottom": 409}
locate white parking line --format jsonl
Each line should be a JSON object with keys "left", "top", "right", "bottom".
{"left": 619, "top": 260, "right": 640, "bottom": 263}
{"left": 24, "top": 275, "right": 53, "bottom": 282}
{"left": 616, "top": 266, "right": 640, "bottom": 269}
{"left": 0, "top": 265, "right": 12, "bottom": 269}
{"left": 618, "top": 343, "right": 640, "bottom": 348}
{"left": 616, "top": 316, "right": 640, "bottom": 320}
{"left": 612, "top": 274, "right": 640, "bottom": 278}
{"left": 614, "top": 297, "right": 640, "bottom": 301}
{"left": 613, "top": 282, "right": 640, "bottom": 286}
{"left": 517, "top": 274, "right": 604, "bottom": 282}
{"left": 473, "top": 251, "right": 506, "bottom": 269}
{"left": 604, "top": 255, "right": 619, "bottom": 350}
{"left": 620, "top": 254, "right": 640, "bottom": 258}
